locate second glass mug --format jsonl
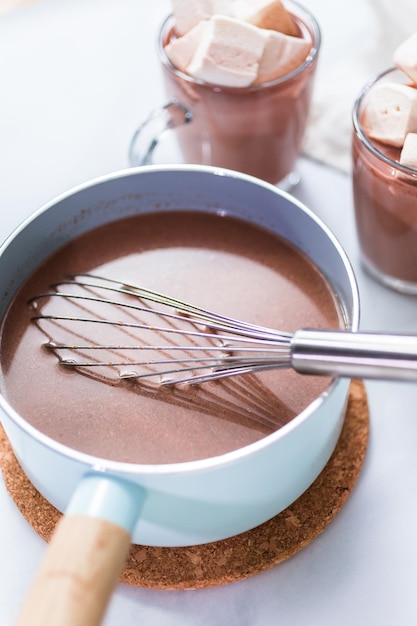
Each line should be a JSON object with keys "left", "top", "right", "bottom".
{"left": 129, "top": 0, "right": 321, "bottom": 187}
{"left": 352, "top": 67, "right": 417, "bottom": 295}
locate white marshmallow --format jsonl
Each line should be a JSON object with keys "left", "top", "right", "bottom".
{"left": 171, "top": 0, "right": 235, "bottom": 36}
{"left": 400, "top": 132, "right": 417, "bottom": 169}
{"left": 236, "top": 0, "right": 298, "bottom": 37}
{"left": 187, "top": 15, "right": 266, "bottom": 87}
{"left": 363, "top": 82, "right": 417, "bottom": 147}
{"left": 165, "top": 21, "right": 209, "bottom": 73}
{"left": 256, "top": 29, "right": 310, "bottom": 83}
{"left": 394, "top": 31, "right": 417, "bottom": 84}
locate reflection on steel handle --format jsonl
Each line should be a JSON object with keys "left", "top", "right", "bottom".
{"left": 291, "top": 329, "right": 417, "bottom": 381}
{"left": 128, "top": 99, "right": 193, "bottom": 167}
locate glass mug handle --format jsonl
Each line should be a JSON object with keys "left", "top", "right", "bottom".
{"left": 128, "top": 99, "right": 193, "bottom": 167}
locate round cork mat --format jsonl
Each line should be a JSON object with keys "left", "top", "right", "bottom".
{"left": 0, "top": 379, "right": 368, "bottom": 590}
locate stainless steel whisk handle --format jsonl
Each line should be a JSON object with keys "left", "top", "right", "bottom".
{"left": 291, "top": 330, "right": 417, "bottom": 381}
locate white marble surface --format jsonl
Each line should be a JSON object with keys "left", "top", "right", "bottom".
{"left": 1, "top": 1, "right": 417, "bottom": 625}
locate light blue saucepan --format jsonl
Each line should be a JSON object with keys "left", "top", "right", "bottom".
{"left": 0, "top": 165, "right": 359, "bottom": 626}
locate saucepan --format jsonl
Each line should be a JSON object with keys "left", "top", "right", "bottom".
{"left": 0, "top": 165, "right": 359, "bottom": 625}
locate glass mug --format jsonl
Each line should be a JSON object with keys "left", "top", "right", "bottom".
{"left": 352, "top": 68, "right": 417, "bottom": 295}
{"left": 129, "top": 0, "right": 321, "bottom": 187}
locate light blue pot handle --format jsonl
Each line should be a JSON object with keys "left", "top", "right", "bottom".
{"left": 14, "top": 472, "right": 146, "bottom": 626}
{"left": 66, "top": 471, "right": 144, "bottom": 532}
{"left": 128, "top": 98, "right": 193, "bottom": 167}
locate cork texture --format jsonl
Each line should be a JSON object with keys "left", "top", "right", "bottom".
{"left": 0, "top": 379, "right": 369, "bottom": 590}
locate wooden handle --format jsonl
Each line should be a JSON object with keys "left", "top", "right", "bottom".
{"left": 14, "top": 514, "right": 131, "bottom": 626}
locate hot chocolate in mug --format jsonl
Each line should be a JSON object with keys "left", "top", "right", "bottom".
{"left": 129, "top": 1, "right": 321, "bottom": 188}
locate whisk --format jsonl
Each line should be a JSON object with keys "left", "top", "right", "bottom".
{"left": 29, "top": 273, "right": 417, "bottom": 385}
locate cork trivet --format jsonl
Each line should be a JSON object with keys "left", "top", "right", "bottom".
{"left": 0, "top": 379, "right": 368, "bottom": 590}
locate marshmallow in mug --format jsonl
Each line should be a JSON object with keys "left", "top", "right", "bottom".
{"left": 172, "top": 0, "right": 299, "bottom": 37}
{"left": 171, "top": 0, "right": 235, "bottom": 36}
{"left": 237, "top": 0, "right": 299, "bottom": 36}
{"left": 362, "top": 30, "right": 417, "bottom": 168}
{"left": 394, "top": 31, "right": 417, "bottom": 84}
{"left": 363, "top": 83, "right": 417, "bottom": 148}
{"left": 165, "top": 0, "right": 311, "bottom": 87}
{"left": 400, "top": 132, "right": 417, "bottom": 167}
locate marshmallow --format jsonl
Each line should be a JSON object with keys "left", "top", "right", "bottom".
{"left": 256, "top": 29, "right": 310, "bottom": 83}
{"left": 187, "top": 15, "right": 266, "bottom": 87}
{"left": 171, "top": 0, "right": 235, "bottom": 36}
{"left": 400, "top": 132, "right": 417, "bottom": 169}
{"left": 165, "top": 21, "right": 209, "bottom": 73}
{"left": 363, "top": 82, "right": 417, "bottom": 148}
{"left": 236, "top": 0, "right": 299, "bottom": 37}
{"left": 394, "top": 31, "right": 417, "bottom": 85}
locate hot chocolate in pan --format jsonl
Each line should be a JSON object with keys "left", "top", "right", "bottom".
{"left": 0, "top": 211, "right": 344, "bottom": 464}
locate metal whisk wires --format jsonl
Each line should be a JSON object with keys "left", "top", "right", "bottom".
{"left": 29, "top": 273, "right": 293, "bottom": 386}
